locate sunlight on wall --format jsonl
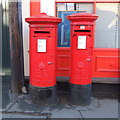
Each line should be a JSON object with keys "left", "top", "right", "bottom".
{"left": 41, "top": 0, "right": 55, "bottom": 16}
{"left": 22, "top": 0, "right": 30, "bottom": 76}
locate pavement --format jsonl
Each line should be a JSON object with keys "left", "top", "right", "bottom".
{"left": 1, "top": 76, "right": 120, "bottom": 119}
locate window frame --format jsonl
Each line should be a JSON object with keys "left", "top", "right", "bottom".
{"left": 55, "top": 0, "right": 119, "bottom": 48}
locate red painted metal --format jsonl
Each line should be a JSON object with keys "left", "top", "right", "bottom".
{"left": 93, "top": 0, "right": 96, "bottom": 14}
{"left": 67, "top": 13, "right": 98, "bottom": 85}
{"left": 30, "top": 0, "right": 41, "bottom": 16}
{"left": 29, "top": 0, "right": 119, "bottom": 81}
{"left": 55, "top": 0, "right": 119, "bottom": 3}
{"left": 92, "top": 48, "right": 119, "bottom": 78}
{"left": 57, "top": 48, "right": 119, "bottom": 78}
{"left": 57, "top": 47, "right": 70, "bottom": 76}
{"left": 25, "top": 13, "right": 62, "bottom": 87}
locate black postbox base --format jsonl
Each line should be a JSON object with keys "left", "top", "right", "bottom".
{"left": 29, "top": 84, "right": 57, "bottom": 106}
{"left": 69, "top": 83, "right": 91, "bottom": 106}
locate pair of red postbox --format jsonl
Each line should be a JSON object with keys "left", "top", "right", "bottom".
{"left": 25, "top": 13, "right": 98, "bottom": 105}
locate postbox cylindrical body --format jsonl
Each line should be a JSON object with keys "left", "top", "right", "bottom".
{"left": 67, "top": 13, "right": 98, "bottom": 105}
{"left": 25, "top": 13, "right": 61, "bottom": 105}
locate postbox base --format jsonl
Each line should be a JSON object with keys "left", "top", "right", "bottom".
{"left": 29, "top": 84, "right": 57, "bottom": 106}
{"left": 69, "top": 83, "right": 91, "bottom": 106}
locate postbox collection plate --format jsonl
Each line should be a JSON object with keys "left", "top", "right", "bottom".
{"left": 37, "top": 39, "right": 46, "bottom": 52}
{"left": 77, "top": 36, "right": 86, "bottom": 49}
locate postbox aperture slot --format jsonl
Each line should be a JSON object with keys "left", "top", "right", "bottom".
{"left": 74, "top": 30, "right": 91, "bottom": 32}
{"left": 34, "top": 31, "right": 50, "bottom": 34}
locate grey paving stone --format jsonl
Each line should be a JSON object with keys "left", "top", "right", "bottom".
{"left": 2, "top": 76, "right": 11, "bottom": 110}
{"left": 51, "top": 108, "right": 82, "bottom": 118}
{"left": 80, "top": 99, "right": 118, "bottom": 118}
{"left": 0, "top": 112, "right": 2, "bottom": 120}
{"left": 71, "top": 97, "right": 99, "bottom": 111}
{"left": 2, "top": 113, "right": 46, "bottom": 118}
{"left": 118, "top": 101, "right": 120, "bottom": 120}
{"left": 7, "top": 95, "right": 48, "bottom": 112}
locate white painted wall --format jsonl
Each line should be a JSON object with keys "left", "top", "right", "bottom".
{"left": 22, "top": 0, "right": 30, "bottom": 76}
{"left": 41, "top": 0, "right": 55, "bottom": 16}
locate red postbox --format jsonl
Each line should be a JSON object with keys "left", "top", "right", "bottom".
{"left": 25, "top": 13, "right": 61, "bottom": 105}
{"left": 67, "top": 13, "right": 98, "bottom": 105}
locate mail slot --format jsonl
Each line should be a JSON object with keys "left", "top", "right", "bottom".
{"left": 73, "top": 30, "right": 91, "bottom": 36}
{"left": 74, "top": 30, "right": 91, "bottom": 32}
{"left": 67, "top": 13, "right": 98, "bottom": 105}
{"left": 34, "top": 31, "right": 50, "bottom": 34}
{"left": 25, "top": 13, "right": 62, "bottom": 105}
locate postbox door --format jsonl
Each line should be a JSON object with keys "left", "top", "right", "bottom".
{"left": 30, "top": 35, "right": 56, "bottom": 87}
{"left": 71, "top": 34, "right": 92, "bottom": 85}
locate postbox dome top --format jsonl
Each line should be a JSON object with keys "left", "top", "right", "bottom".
{"left": 67, "top": 13, "right": 98, "bottom": 22}
{"left": 25, "top": 13, "right": 62, "bottom": 23}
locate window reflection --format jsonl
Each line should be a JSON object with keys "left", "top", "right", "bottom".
{"left": 95, "top": 3, "right": 118, "bottom": 48}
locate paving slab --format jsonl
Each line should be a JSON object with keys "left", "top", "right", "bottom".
{"left": 2, "top": 76, "right": 11, "bottom": 110}
{"left": 2, "top": 113, "right": 47, "bottom": 118}
{"left": 70, "top": 97, "right": 100, "bottom": 111}
{"left": 2, "top": 79, "right": 119, "bottom": 119}
{"left": 50, "top": 108, "right": 82, "bottom": 118}
{"left": 4, "top": 94, "right": 119, "bottom": 119}
{"left": 81, "top": 99, "right": 118, "bottom": 118}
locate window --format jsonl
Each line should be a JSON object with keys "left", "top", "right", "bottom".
{"left": 76, "top": 3, "right": 93, "bottom": 13}
{"left": 95, "top": 3, "right": 118, "bottom": 48}
{"left": 57, "top": 3, "right": 94, "bottom": 47}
